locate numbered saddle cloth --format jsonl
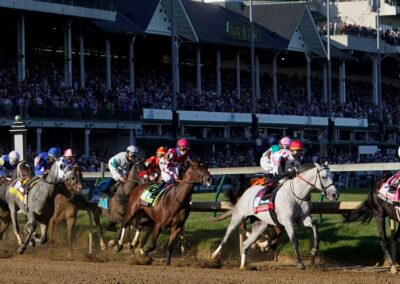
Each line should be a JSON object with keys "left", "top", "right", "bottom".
{"left": 253, "top": 188, "right": 275, "bottom": 214}
{"left": 140, "top": 183, "right": 173, "bottom": 207}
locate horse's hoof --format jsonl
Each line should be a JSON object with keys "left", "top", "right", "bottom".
{"left": 297, "top": 263, "right": 305, "bottom": 269}
{"left": 17, "top": 246, "right": 25, "bottom": 254}
{"left": 135, "top": 248, "right": 144, "bottom": 256}
{"left": 391, "top": 265, "right": 398, "bottom": 274}
{"left": 100, "top": 244, "right": 106, "bottom": 251}
{"left": 115, "top": 244, "right": 123, "bottom": 253}
{"left": 108, "top": 240, "right": 116, "bottom": 247}
{"left": 30, "top": 239, "right": 36, "bottom": 247}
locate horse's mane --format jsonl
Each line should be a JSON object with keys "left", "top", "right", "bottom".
{"left": 297, "top": 163, "right": 316, "bottom": 174}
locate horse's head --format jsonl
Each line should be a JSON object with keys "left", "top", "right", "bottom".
{"left": 186, "top": 160, "right": 213, "bottom": 188}
{"left": 314, "top": 162, "right": 339, "bottom": 201}
{"left": 63, "top": 170, "right": 83, "bottom": 193}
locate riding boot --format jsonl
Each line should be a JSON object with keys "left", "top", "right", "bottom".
{"left": 260, "top": 183, "right": 273, "bottom": 201}
{"left": 150, "top": 181, "right": 165, "bottom": 199}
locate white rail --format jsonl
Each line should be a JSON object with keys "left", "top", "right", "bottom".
{"left": 81, "top": 162, "right": 400, "bottom": 178}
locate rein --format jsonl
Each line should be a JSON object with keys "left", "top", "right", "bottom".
{"left": 292, "top": 166, "right": 334, "bottom": 201}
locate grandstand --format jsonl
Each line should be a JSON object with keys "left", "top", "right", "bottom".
{"left": 0, "top": 0, "right": 399, "bottom": 168}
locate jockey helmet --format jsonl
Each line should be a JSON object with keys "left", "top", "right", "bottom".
{"left": 177, "top": 138, "right": 190, "bottom": 150}
{"left": 48, "top": 147, "right": 61, "bottom": 159}
{"left": 279, "top": 137, "right": 292, "bottom": 148}
{"left": 9, "top": 150, "right": 20, "bottom": 165}
{"left": 270, "top": 145, "right": 281, "bottom": 153}
{"left": 63, "top": 149, "right": 76, "bottom": 157}
{"left": 156, "top": 146, "right": 167, "bottom": 156}
{"left": 290, "top": 140, "right": 304, "bottom": 158}
{"left": 126, "top": 145, "right": 139, "bottom": 154}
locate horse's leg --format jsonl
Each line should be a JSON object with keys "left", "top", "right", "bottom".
{"left": 115, "top": 202, "right": 141, "bottom": 252}
{"left": 166, "top": 226, "right": 182, "bottom": 265}
{"left": 211, "top": 211, "right": 245, "bottom": 260}
{"left": 144, "top": 223, "right": 161, "bottom": 255}
{"left": 0, "top": 218, "right": 10, "bottom": 240}
{"left": 240, "top": 221, "right": 269, "bottom": 269}
{"left": 301, "top": 216, "right": 319, "bottom": 265}
{"left": 93, "top": 208, "right": 106, "bottom": 250}
{"left": 284, "top": 222, "right": 304, "bottom": 269}
{"left": 66, "top": 216, "right": 77, "bottom": 249}
{"left": 374, "top": 214, "right": 396, "bottom": 273}
{"left": 9, "top": 204, "right": 23, "bottom": 246}
{"left": 39, "top": 223, "right": 48, "bottom": 245}
{"left": 18, "top": 212, "right": 36, "bottom": 254}
{"left": 391, "top": 223, "right": 400, "bottom": 273}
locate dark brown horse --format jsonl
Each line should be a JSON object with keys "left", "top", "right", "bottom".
{"left": 344, "top": 175, "right": 399, "bottom": 274}
{"left": 115, "top": 160, "right": 213, "bottom": 265}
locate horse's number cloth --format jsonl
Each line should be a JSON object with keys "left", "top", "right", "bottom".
{"left": 140, "top": 183, "right": 172, "bottom": 207}
{"left": 253, "top": 188, "right": 274, "bottom": 214}
{"left": 9, "top": 178, "right": 29, "bottom": 202}
{"left": 378, "top": 181, "right": 400, "bottom": 205}
{"left": 98, "top": 195, "right": 109, "bottom": 210}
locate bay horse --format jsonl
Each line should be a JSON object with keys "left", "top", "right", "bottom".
{"left": 344, "top": 175, "right": 400, "bottom": 274}
{"left": 6, "top": 160, "right": 82, "bottom": 254}
{"left": 48, "top": 175, "right": 107, "bottom": 251}
{"left": 211, "top": 163, "right": 339, "bottom": 269}
{"left": 115, "top": 160, "right": 213, "bottom": 265}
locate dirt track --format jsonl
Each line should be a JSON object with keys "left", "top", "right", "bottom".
{"left": 0, "top": 245, "right": 397, "bottom": 284}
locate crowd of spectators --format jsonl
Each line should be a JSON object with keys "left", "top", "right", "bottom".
{"left": 1, "top": 52, "right": 400, "bottom": 126}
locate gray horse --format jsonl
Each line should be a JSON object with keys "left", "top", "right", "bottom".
{"left": 211, "top": 162, "right": 339, "bottom": 269}
{"left": 6, "top": 160, "right": 82, "bottom": 254}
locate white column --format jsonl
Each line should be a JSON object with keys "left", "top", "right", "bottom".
{"left": 255, "top": 55, "right": 260, "bottom": 98}
{"left": 273, "top": 53, "right": 278, "bottom": 103}
{"left": 129, "top": 37, "right": 135, "bottom": 92}
{"left": 339, "top": 60, "right": 346, "bottom": 104}
{"left": 306, "top": 53, "right": 311, "bottom": 103}
{"left": 372, "top": 55, "right": 378, "bottom": 105}
{"left": 196, "top": 48, "right": 201, "bottom": 93}
{"left": 236, "top": 52, "right": 240, "bottom": 98}
{"left": 216, "top": 49, "right": 221, "bottom": 96}
{"left": 84, "top": 129, "right": 90, "bottom": 157}
{"left": 106, "top": 37, "right": 111, "bottom": 90}
{"left": 64, "top": 21, "right": 72, "bottom": 88}
{"left": 177, "top": 44, "right": 180, "bottom": 94}
{"left": 323, "top": 63, "right": 328, "bottom": 103}
{"left": 36, "top": 128, "right": 42, "bottom": 154}
{"left": 79, "top": 31, "right": 85, "bottom": 88}
{"left": 17, "top": 15, "right": 25, "bottom": 82}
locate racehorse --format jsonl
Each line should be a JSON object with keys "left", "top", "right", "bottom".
{"left": 211, "top": 163, "right": 339, "bottom": 269}
{"left": 6, "top": 160, "right": 82, "bottom": 254}
{"left": 48, "top": 173, "right": 106, "bottom": 251}
{"left": 101, "top": 162, "right": 144, "bottom": 248}
{"left": 115, "top": 160, "right": 213, "bottom": 265}
{"left": 1, "top": 161, "right": 32, "bottom": 243}
{"left": 344, "top": 175, "right": 400, "bottom": 274}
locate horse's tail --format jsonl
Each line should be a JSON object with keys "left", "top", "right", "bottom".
{"left": 209, "top": 209, "right": 233, "bottom": 222}
{"left": 343, "top": 200, "right": 373, "bottom": 224}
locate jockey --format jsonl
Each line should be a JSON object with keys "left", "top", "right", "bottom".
{"left": 260, "top": 144, "right": 281, "bottom": 175}
{"left": 140, "top": 146, "right": 167, "bottom": 182}
{"left": 279, "top": 136, "right": 292, "bottom": 149}
{"left": 34, "top": 147, "right": 61, "bottom": 176}
{"left": 150, "top": 139, "right": 190, "bottom": 198}
{"left": 0, "top": 150, "right": 20, "bottom": 178}
{"left": 108, "top": 145, "right": 139, "bottom": 183}
{"left": 260, "top": 140, "right": 304, "bottom": 201}
{"left": 62, "top": 148, "right": 78, "bottom": 171}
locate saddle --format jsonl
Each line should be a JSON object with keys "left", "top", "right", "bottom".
{"left": 140, "top": 183, "right": 173, "bottom": 208}
{"left": 9, "top": 177, "right": 40, "bottom": 206}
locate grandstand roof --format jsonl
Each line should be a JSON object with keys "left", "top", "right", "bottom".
{"left": 231, "top": 2, "right": 327, "bottom": 57}
{"left": 92, "top": 0, "right": 145, "bottom": 34}
{"left": 180, "top": 0, "right": 284, "bottom": 49}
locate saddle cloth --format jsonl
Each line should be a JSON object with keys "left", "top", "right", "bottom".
{"left": 140, "top": 183, "right": 173, "bottom": 208}
{"left": 377, "top": 181, "right": 400, "bottom": 205}
{"left": 9, "top": 178, "right": 35, "bottom": 203}
{"left": 253, "top": 188, "right": 274, "bottom": 214}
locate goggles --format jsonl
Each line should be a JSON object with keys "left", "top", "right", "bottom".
{"left": 179, "top": 147, "right": 189, "bottom": 152}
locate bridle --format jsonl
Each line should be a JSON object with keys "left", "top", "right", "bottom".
{"left": 176, "top": 164, "right": 210, "bottom": 186}
{"left": 294, "top": 166, "right": 335, "bottom": 200}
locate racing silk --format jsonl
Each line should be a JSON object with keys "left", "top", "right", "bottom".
{"left": 159, "top": 147, "right": 189, "bottom": 183}
{"left": 108, "top": 152, "right": 132, "bottom": 181}
{"left": 144, "top": 156, "right": 160, "bottom": 175}
{"left": 0, "top": 155, "right": 17, "bottom": 177}
{"left": 34, "top": 152, "right": 50, "bottom": 176}
{"left": 271, "top": 148, "right": 299, "bottom": 176}
{"left": 260, "top": 147, "right": 275, "bottom": 174}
